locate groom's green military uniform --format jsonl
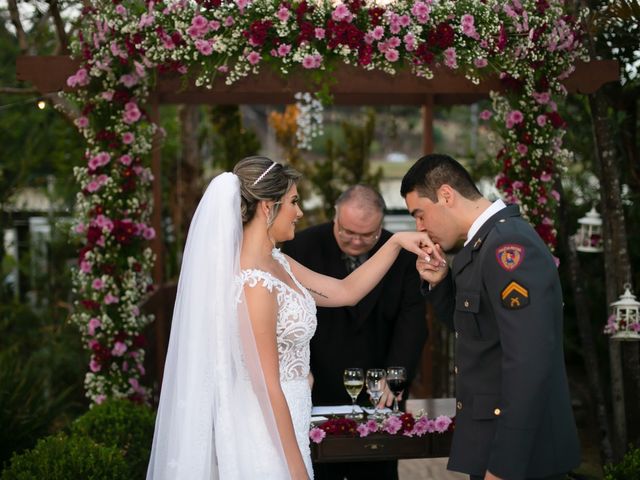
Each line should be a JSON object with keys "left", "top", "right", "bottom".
{"left": 427, "top": 205, "right": 580, "bottom": 479}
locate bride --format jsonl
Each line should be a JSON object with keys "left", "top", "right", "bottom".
{"left": 147, "top": 156, "right": 441, "bottom": 479}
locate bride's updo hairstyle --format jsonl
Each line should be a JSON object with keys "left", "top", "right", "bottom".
{"left": 233, "top": 156, "right": 302, "bottom": 227}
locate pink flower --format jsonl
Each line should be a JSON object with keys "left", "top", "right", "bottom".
{"left": 412, "top": 416, "right": 429, "bottom": 435}
{"left": 95, "top": 394, "right": 106, "bottom": 404}
{"left": 365, "top": 419, "right": 378, "bottom": 433}
{"left": 86, "top": 180, "right": 101, "bottom": 193}
{"left": 120, "top": 73, "right": 138, "bottom": 88}
{"left": 209, "top": 20, "right": 221, "bottom": 31}
{"left": 137, "top": 362, "right": 146, "bottom": 375}
{"left": 277, "top": 43, "right": 291, "bottom": 57}
{"left": 128, "top": 377, "right": 139, "bottom": 389}
{"left": 385, "top": 49, "right": 399, "bottom": 62}
{"left": 444, "top": 47, "right": 457, "bottom": 69}
{"left": 122, "top": 132, "right": 135, "bottom": 144}
{"left": 143, "top": 226, "right": 156, "bottom": 240}
{"left": 247, "top": 51, "right": 261, "bottom": 65}
{"left": 101, "top": 91, "right": 114, "bottom": 101}
{"left": 224, "top": 16, "right": 234, "bottom": 27}
{"left": 112, "top": 341, "right": 128, "bottom": 357}
{"left": 371, "top": 26, "right": 384, "bottom": 40}
{"left": 382, "top": 415, "right": 402, "bottom": 434}
{"left": 88, "top": 317, "right": 102, "bottom": 336}
{"left": 315, "top": 28, "right": 325, "bottom": 39}
{"left": 479, "top": 109, "right": 492, "bottom": 120}
{"left": 218, "top": 65, "right": 229, "bottom": 73}
{"left": 115, "top": 4, "right": 127, "bottom": 15}
{"left": 474, "top": 58, "right": 488, "bottom": 68}
{"left": 404, "top": 33, "right": 416, "bottom": 51}
{"left": 191, "top": 15, "right": 209, "bottom": 30}
{"left": 80, "top": 260, "right": 92, "bottom": 273}
{"left": 138, "top": 12, "right": 154, "bottom": 29}
{"left": 309, "top": 427, "right": 326, "bottom": 443}
{"left": 540, "top": 171, "right": 552, "bottom": 182}
{"left": 536, "top": 115, "right": 547, "bottom": 127}
{"left": 74, "top": 223, "right": 86, "bottom": 234}
{"left": 236, "top": 0, "right": 249, "bottom": 12}
{"left": 533, "top": 91, "right": 551, "bottom": 104}
{"left": 357, "top": 423, "right": 371, "bottom": 437}
{"left": 425, "top": 419, "right": 436, "bottom": 433}
{"left": 302, "top": 55, "right": 317, "bottom": 69}
{"left": 104, "top": 293, "right": 119, "bottom": 305}
{"left": 517, "top": 143, "right": 528, "bottom": 156}
{"left": 512, "top": 180, "right": 524, "bottom": 190}
{"left": 75, "top": 116, "right": 89, "bottom": 128}
{"left": 90, "top": 358, "right": 102, "bottom": 372}
{"left": 67, "top": 68, "right": 89, "bottom": 87}
{"left": 276, "top": 6, "right": 290, "bottom": 22}
{"left": 332, "top": 4, "right": 352, "bottom": 22}
{"left": 123, "top": 102, "right": 141, "bottom": 124}
{"left": 119, "top": 154, "right": 133, "bottom": 166}
{"left": 434, "top": 415, "right": 452, "bottom": 433}
{"left": 398, "top": 15, "right": 410, "bottom": 27}
{"left": 195, "top": 39, "right": 214, "bottom": 56}
{"left": 538, "top": 195, "right": 548, "bottom": 205}
{"left": 461, "top": 14, "right": 474, "bottom": 27}
{"left": 411, "top": 1, "right": 430, "bottom": 23}
{"left": 92, "top": 278, "right": 105, "bottom": 290}
{"left": 506, "top": 110, "right": 524, "bottom": 128}
{"left": 551, "top": 190, "right": 560, "bottom": 201}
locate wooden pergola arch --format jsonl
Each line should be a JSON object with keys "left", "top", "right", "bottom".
{"left": 17, "top": 55, "right": 619, "bottom": 394}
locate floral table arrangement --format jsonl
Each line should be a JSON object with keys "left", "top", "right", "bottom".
{"left": 309, "top": 412, "right": 454, "bottom": 444}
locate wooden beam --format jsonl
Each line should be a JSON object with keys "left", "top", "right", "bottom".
{"left": 17, "top": 56, "right": 620, "bottom": 105}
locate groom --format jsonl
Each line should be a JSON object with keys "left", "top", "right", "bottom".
{"left": 401, "top": 154, "right": 580, "bottom": 480}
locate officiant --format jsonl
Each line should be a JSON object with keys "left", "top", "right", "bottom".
{"left": 282, "top": 184, "right": 428, "bottom": 480}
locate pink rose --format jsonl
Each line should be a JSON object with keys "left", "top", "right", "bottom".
{"left": 536, "top": 114, "right": 547, "bottom": 127}
{"left": 90, "top": 358, "right": 102, "bottom": 372}
{"left": 247, "top": 51, "right": 261, "bottom": 65}
{"left": 434, "top": 415, "right": 452, "bottom": 433}
{"left": 479, "top": 109, "right": 492, "bottom": 120}
{"left": 517, "top": 143, "right": 528, "bottom": 156}
{"left": 357, "top": 423, "right": 371, "bottom": 437}
{"left": 385, "top": 49, "right": 399, "bottom": 62}
{"left": 75, "top": 116, "right": 89, "bottom": 128}
{"left": 315, "top": 28, "right": 325, "bottom": 39}
{"left": 277, "top": 44, "right": 291, "bottom": 57}
{"left": 276, "top": 6, "right": 290, "bottom": 22}
{"left": 92, "top": 278, "right": 105, "bottom": 290}
{"left": 104, "top": 293, "right": 119, "bottom": 304}
{"left": 80, "top": 260, "right": 92, "bottom": 273}
{"left": 112, "top": 341, "right": 128, "bottom": 357}
{"left": 122, "top": 132, "right": 135, "bottom": 144}
{"left": 474, "top": 58, "right": 488, "bottom": 68}
{"left": 195, "top": 39, "right": 214, "bottom": 56}
{"left": 119, "top": 154, "right": 133, "bottom": 166}
{"left": 88, "top": 317, "right": 102, "bottom": 335}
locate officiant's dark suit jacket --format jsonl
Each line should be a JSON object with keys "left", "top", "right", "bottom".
{"left": 426, "top": 205, "right": 580, "bottom": 480}
{"left": 282, "top": 222, "right": 427, "bottom": 407}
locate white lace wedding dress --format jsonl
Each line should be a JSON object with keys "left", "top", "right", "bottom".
{"left": 239, "top": 248, "right": 317, "bottom": 478}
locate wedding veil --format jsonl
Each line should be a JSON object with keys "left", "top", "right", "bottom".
{"left": 146, "top": 172, "right": 289, "bottom": 479}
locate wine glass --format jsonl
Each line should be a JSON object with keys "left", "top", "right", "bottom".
{"left": 343, "top": 368, "right": 364, "bottom": 419}
{"left": 386, "top": 366, "right": 407, "bottom": 414}
{"left": 365, "top": 368, "right": 386, "bottom": 419}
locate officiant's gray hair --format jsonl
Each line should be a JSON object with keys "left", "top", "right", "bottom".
{"left": 234, "top": 156, "right": 302, "bottom": 227}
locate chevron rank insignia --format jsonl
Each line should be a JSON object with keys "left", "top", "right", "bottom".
{"left": 501, "top": 281, "right": 529, "bottom": 309}
{"left": 496, "top": 244, "right": 525, "bottom": 271}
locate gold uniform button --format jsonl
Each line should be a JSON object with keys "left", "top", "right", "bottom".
{"left": 494, "top": 408, "right": 501, "bottom": 416}
{"left": 464, "top": 300, "right": 470, "bottom": 308}
{"left": 456, "top": 401, "right": 463, "bottom": 410}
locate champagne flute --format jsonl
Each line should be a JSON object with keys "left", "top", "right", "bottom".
{"left": 366, "top": 368, "right": 386, "bottom": 419}
{"left": 386, "top": 366, "right": 407, "bottom": 414}
{"left": 343, "top": 368, "right": 364, "bottom": 419}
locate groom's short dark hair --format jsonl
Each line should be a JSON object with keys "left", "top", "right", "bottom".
{"left": 400, "top": 154, "right": 482, "bottom": 202}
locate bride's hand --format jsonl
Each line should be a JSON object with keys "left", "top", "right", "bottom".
{"left": 391, "top": 231, "right": 446, "bottom": 267}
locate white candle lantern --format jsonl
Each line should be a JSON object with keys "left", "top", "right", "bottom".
{"left": 605, "top": 284, "right": 640, "bottom": 341}
{"left": 575, "top": 206, "right": 603, "bottom": 253}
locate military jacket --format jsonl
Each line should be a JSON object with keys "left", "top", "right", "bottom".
{"left": 427, "top": 205, "right": 580, "bottom": 479}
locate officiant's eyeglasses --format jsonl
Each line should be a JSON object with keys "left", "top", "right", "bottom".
{"left": 336, "top": 219, "right": 381, "bottom": 244}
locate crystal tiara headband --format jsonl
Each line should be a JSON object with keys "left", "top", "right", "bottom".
{"left": 252, "top": 161, "right": 278, "bottom": 186}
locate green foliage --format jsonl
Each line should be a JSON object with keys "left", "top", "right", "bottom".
{"left": 0, "top": 347, "right": 75, "bottom": 469}
{"left": 604, "top": 445, "right": 640, "bottom": 480}
{"left": 70, "top": 399, "right": 156, "bottom": 479}
{"left": 310, "top": 109, "right": 383, "bottom": 219}
{"left": 209, "top": 105, "right": 261, "bottom": 171}
{"left": 1, "top": 434, "right": 129, "bottom": 480}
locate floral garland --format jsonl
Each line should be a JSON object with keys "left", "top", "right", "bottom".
{"left": 308, "top": 412, "right": 453, "bottom": 444}
{"left": 64, "top": 0, "right": 586, "bottom": 403}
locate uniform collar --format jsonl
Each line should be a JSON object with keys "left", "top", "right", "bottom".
{"left": 452, "top": 204, "right": 521, "bottom": 277}
{"left": 464, "top": 199, "right": 506, "bottom": 246}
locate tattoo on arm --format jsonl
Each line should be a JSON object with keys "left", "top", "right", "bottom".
{"left": 305, "top": 286, "right": 328, "bottom": 299}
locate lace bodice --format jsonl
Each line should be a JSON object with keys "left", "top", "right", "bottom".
{"left": 238, "top": 248, "right": 317, "bottom": 382}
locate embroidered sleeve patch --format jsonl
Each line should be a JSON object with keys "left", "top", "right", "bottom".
{"left": 501, "top": 281, "right": 529, "bottom": 309}
{"left": 496, "top": 244, "right": 525, "bottom": 271}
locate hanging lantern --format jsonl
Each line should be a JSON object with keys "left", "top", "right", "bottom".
{"left": 574, "top": 206, "right": 603, "bottom": 253}
{"left": 605, "top": 284, "right": 640, "bottom": 341}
